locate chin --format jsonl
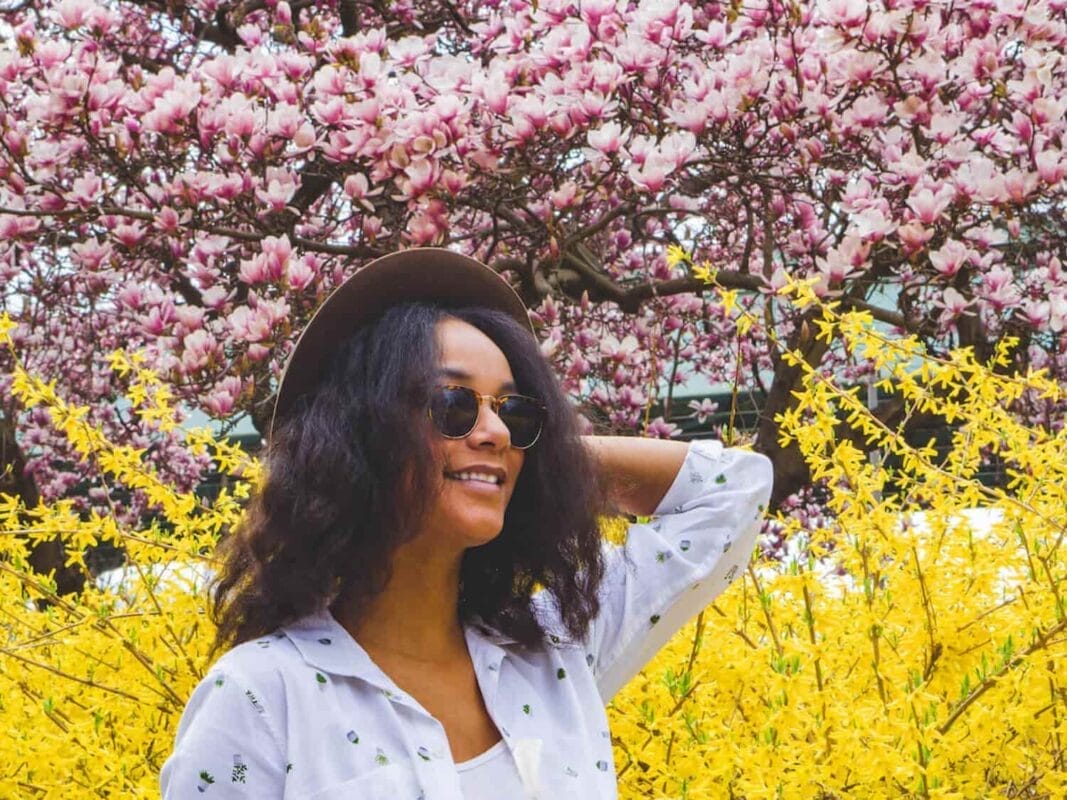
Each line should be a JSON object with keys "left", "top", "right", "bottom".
{"left": 444, "top": 514, "right": 503, "bottom": 548}
{"left": 463, "top": 522, "right": 506, "bottom": 548}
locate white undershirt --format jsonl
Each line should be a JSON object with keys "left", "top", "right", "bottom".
{"left": 456, "top": 739, "right": 526, "bottom": 799}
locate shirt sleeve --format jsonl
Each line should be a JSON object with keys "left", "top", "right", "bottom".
{"left": 160, "top": 664, "right": 287, "bottom": 798}
{"left": 587, "top": 439, "right": 773, "bottom": 702}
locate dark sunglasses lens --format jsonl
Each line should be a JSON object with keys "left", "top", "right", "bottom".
{"left": 498, "top": 397, "right": 544, "bottom": 448}
{"left": 432, "top": 387, "right": 479, "bottom": 437}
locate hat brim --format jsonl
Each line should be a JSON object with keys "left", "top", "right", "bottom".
{"left": 270, "top": 248, "right": 533, "bottom": 434}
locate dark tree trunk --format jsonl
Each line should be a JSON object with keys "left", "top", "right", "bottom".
{"left": 1, "top": 416, "right": 87, "bottom": 597}
{"left": 754, "top": 313, "right": 831, "bottom": 509}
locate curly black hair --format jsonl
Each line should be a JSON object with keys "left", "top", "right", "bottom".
{"left": 210, "top": 302, "right": 610, "bottom": 653}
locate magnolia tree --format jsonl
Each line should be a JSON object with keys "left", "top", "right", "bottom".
{"left": 1, "top": 0, "right": 1065, "bottom": 557}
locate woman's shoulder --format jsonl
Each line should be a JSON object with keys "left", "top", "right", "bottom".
{"left": 207, "top": 612, "right": 328, "bottom": 686}
{"left": 215, "top": 631, "right": 297, "bottom": 669}
{"left": 201, "top": 631, "right": 302, "bottom": 703}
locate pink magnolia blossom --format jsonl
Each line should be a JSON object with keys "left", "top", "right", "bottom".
{"left": 112, "top": 223, "right": 145, "bottom": 248}
{"left": 550, "top": 182, "right": 580, "bottom": 209}
{"left": 204, "top": 376, "right": 244, "bottom": 417}
{"left": 0, "top": 213, "right": 40, "bottom": 239}
{"left": 1022, "top": 300, "right": 1050, "bottom": 328}
{"left": 979, "top": 266, "right": 1021, "bottom": 311}
{"left": 906, "top": 185, "right": 955, "bottom": 224}
{"left": 173, "top": 305, "right": 205, "bottom": 334}
{"left": 227, "top": 305, "right": 273, "bottom": 343}
{"left": 286, "top": 254, "right": 319, "bottom": 291}
{"left": 473, "top": 66, "right": 511, "bottom": 116}
{"left": 964, "top": 224, "right": 1009, "bottom": 251}
{"left": 311, "top": 97, "right": 348, "bottom": 126}
{"left": 850, "top": 208, "right": 896, "bottom": 240}
{"left": 34, "top": 40, "right": 73, "bottom": 70}
{"left": 843, "top": 95, "right": 887, "bottom": 129}
{"left": 587, "top": 121, "right": 623, "bottom": 154}
{"left": 1002, "top": 168, "right": 1039, "bottom": 203}
{"left": 1050, "top": 291, "right": 1067, "bottom": 333}
{"left": 67, "top": 173, "right": 102, "bottom": 208}
{"left": 936, "top": 287, "right": 972, "bottom": 326}
{"left": 816, "top": 236, "right": 871, "bottom": 285}
{"left": 179, "top": 329, "right": 220, "bottom": 373}
{"left": 405, "top": 209, "right": 445, "bottom": 245}
{"left": 140, "top": 303, "right": 176, "bottom": 336}
{"left": 236, "top": 23, "right": 263, "bottom": 48}
{"left": 644, "top": 416, "right": 680, "bottom": 438}
{"left": 626, "top": 135, "right": 693, "bottom": 193}
{"left": 817, "top": 0, "right": 868, "bottom": 27}
{"left": 142, "top": 78, "right": 201, "bottom": 134}
{"left": 200, "top": 286, "right": 230, "bottom": 310}
{"left": 955, "top": 158, "right": 1006, "bottom": 203}
{"left": 1035, "top": 149, "right": 1065, "bottom": 183}
{"left": 1031, "top": 96, "right": 1065, "bottom": 126}
{"left": 219, "top": 96, "right": 258, "bottom": 140}
{"left": 929, "top": 240, "right": 972, "bottom": 278}
{"left": 687, "top": 397, "right": 719, "bottom": 424}
{"left": 399, "top": 159, "right": 438, "bottom": 199}
{"left": 117, "top": 283, "right": 144, "bottom": 310}
{"left": 255, "top": 169, "right": 298, "bottom": 212}
{"left": 343, "top": 173, "right": 382, "bottom": 211}
{"left": 70, "top": 239, "right": 112, "bottom": 271}
{"left": 580, "top": 0, "right": 618, "bottom": 28}
{"left": 54, "top": 0, "right": 94, "bottom": 29}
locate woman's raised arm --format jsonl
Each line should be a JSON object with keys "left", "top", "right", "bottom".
{"left": 579, "top": 436, "right": 773, "bottom": 701}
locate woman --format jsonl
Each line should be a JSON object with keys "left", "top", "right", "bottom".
{"left": 161, "top": 249, "right": 773, "bottom": 799}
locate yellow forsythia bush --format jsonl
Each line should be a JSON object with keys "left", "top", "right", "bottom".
{"left": 0, "top": 303, "right": 1064, "bottom": 799}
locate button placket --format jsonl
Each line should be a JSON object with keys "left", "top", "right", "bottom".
{"left": 402, "top": 705, "right": 461, "bottom": 799}
{"left": 467, "top": 638, "right": 505, "bottom": 711}
{"left": 465, "top": 628, "right": 545, "bottom": 796}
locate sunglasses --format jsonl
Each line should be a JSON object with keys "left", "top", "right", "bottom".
{"left": 428, "top": 385, "right": 546, "bottom": 449}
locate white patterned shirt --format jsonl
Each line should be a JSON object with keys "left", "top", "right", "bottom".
{"left": 160, "top": 440, "right": 773, "bottom": 799}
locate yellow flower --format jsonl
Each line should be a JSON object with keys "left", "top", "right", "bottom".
{"left": 0, "top": 312, "right": 15, "bottom": 344}
{"left": 2, "top": 298, "right": 1066, "bottom": 797}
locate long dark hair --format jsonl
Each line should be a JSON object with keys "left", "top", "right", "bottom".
{"left": 210, "top": 302, "right": 610, "bottom": 652}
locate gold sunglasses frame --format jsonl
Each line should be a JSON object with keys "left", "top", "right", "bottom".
{"left": 427, "top": 384, "right": 546, "bottom": 449}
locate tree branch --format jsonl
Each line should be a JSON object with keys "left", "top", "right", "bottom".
{"left": 339, "top": 0, "right": 359, "bottom": 35}
{"left": 839, "top": 296, "right": 925, "bottom": 334}
{"left": 616, "top": 272, "right": 765, "bottom": 312}
{"left": 937, "top": 618, "right": 1066, "bottom": 735}
{"left": 93, "top": 207, "right": 382, "bottom": 257}
{"left": 562, "top": 203, "right": 635, "bottom": 249}
{"left": 117, "top": 0, "right": 243, "bottom": 51}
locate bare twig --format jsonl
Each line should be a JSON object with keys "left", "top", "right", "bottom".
{"left": 937, "top": 619, "right": 1066, "bottom": 735}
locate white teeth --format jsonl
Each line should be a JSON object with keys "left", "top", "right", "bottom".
{"left": 447, "top": 471, "right": 502, "bottom": 485}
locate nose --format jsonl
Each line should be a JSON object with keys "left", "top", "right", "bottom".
{"left": 467, "top": 397, "right": 511, "bottom": 449}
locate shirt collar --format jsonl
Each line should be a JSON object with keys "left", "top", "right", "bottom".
{"left": 282, "top": 607, "right": 385, "bottom": 681}
{"left": 467, "top": 615, "right": 521, "bottom": 646}
{"left": 281, "top": 607, "right": 521, "bottom": 679}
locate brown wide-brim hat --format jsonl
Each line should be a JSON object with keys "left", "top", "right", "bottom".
{"left": 270, "top": 248, "right": 534, "bottom": 435}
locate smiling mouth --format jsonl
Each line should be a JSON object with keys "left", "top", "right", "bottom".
{"left": 444, "top": 470, "right": 504, "bottom": 487}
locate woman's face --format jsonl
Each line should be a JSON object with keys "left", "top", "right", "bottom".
{"left": 417, "top": 317, "right": 528, "bottom": 551}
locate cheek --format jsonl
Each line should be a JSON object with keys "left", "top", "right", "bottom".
{"left": 433, "top": 439, "right": 463, "bottom": 474}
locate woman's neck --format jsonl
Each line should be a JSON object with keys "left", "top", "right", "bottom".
{"left": 336, "top": 536, "right": 469, "bottom": 663}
